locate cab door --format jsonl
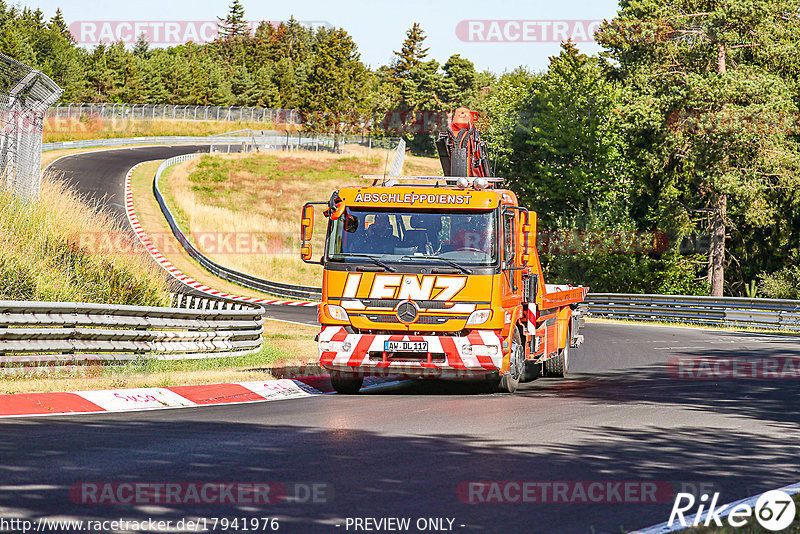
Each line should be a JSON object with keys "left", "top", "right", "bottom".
{"left": 500, "top": 208, "right": 523, "bottom": 308}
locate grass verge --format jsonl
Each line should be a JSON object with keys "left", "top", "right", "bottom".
{"left": 0, "top": 319, "right": 319, "bottom": 394}
{"left": 586, "top": 316, "right": 800, "bottom": 337}
{"left": 130, "top": 160, "right": 287, "bottom": 299}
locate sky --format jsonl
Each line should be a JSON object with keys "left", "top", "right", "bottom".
{"left": 20, "top": 0, "right": 622, "bottom": 73}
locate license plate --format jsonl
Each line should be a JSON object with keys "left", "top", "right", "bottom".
{"left": 384, "top": 341, "right": 429, "bottom": 353}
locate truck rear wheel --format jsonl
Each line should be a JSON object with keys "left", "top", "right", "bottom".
{"left": 329, "top": 371, "right": 364, "bottom": 394}
{"left": 543, "top": 330, "right": 570, "bottom": 378}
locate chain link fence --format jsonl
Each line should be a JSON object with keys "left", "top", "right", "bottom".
{"left": 47, "top": 103, "right": 302, "bottom": 124}
{"left": 208, "top": 129, "right": 402, "bottom": 154}
{"left": 0, "top": 53, "right": 63, "bottom": 200}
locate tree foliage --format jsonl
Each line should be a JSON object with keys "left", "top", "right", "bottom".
{"left": 596, "top": 0, "right": 800, "bottom": 296}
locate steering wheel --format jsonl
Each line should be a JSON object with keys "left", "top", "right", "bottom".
{"left": 457, "top": 247, "right": 483, "bottom": 253}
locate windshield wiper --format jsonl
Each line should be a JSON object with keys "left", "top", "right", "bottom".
{"left": 400, "top": 255, "right": 473, "bottom": 275}
{"left": 341, "top": 253, "right": 397, "bottom": 272}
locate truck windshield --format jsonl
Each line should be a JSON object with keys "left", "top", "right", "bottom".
{"left": 327, "top": 209, "right": 497, "bottom": 266}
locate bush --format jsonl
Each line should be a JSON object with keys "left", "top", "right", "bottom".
{"left": 543, "top": 252, "right": 708, "bottom": 295}
{"left": 758, "top": 266, "right": 800, "bottom": 300}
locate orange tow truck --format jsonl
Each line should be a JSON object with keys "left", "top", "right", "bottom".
{"left": 299, "top": 108, "right": 587, "bottom": 393}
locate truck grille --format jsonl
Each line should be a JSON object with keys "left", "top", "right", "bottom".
{"left": 360, "top": 299, "right": 451, "bottom": 310}
{"left": 360, "top": 314, "right": 467, "bottom": 325}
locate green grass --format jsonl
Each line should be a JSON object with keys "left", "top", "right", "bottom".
{"left": 158, "top": 163, "right": 192, "bottom": 232}
{"left": 588, "top": 317, "right": 800, "bottom": 337}
{"left": 183, "top": 153, "right": 372, "bottom": 210}
{"left": 103, "top": 343, "right": 289, "bottom": 380}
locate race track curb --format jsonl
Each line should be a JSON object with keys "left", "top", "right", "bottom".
{"left": 0, "top": 377, "right": 333, "bottom": 418}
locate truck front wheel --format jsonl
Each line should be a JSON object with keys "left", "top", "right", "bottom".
{"left": 329, "top": 371, "right": 364, "bottom": 394}
{"left": 493, "top": 329, "right": 524, "bottom": 393}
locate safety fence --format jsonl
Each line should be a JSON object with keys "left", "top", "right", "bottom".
{"left": 585, "top": 293, "right": 800, "bottom": 331}
{"left": 42, "top": 132, "right": 402, "bottom": 155}
{"left": 47, "top": 103, "right": 301, "bottom": 124}
{"left": 210, "top": 129, "right": 402, "bottom": 154}
{"left": 0, "top": 295, "right": 265, "bottom": 371}
{"left": 0, "top": 53, "right": 63, "bottom": 200}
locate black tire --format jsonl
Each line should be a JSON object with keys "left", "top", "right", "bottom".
{"left": 493, "top": 329, "right": 524, "bottom": 393}
{"left": 329, "top": 371, "right": 363, "bottom": 394}
{"left": 543, "top": 330, "right": 570, "bottom": 378}
{"left": 451, "top": 147, "right": 468, "bottom": 177}
{"left": 522, "top": 360, "right": 542, "bottom": 382}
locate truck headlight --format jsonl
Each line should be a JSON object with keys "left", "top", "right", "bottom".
{"left": 466, "top": 309, "right": 492, "bottom": 326}
{"left": 327, "top": 305, "right": 349, "bottom": 322}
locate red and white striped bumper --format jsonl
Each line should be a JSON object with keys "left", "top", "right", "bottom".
{"left": 318, "top": 327, "right": 504, "bottom": 378}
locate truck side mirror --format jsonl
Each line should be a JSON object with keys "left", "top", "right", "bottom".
{"left": 521, "top": 210, "right": 537, "bottom": 265}
{"left": 301, "top": 203, "right": 315, "bottom": 262}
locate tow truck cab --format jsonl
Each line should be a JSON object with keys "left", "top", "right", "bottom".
{"left": 300, "top": 176, "right": 587, "bottom": 393}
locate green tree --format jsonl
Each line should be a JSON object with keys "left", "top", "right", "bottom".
{"left": 440, "top": 54, "right": 476, "bottom": 106}
{"left": 301, "top": 27, "right": 367, "bottom": 136}
{"left": 229, "top": 65, "right": 258, "bottom": 106}
{"left": 488, "top": 42, "right": 626, "bottom": 225}
{"left": 133, "top": 33, "right": 150, "bottom": 59}
{"left": 596, "top": 0, "right": 800, "bottom": 296}
{"left": 217, "top": 0, "right": 248, "bottom": 40}
{"left": 216, "top": 0, "right": 249, "bottom": 67}
{"left": 392, "top": 22, "right": 429, "bottom": 79}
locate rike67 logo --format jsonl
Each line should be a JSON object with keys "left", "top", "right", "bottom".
{"left": 669, "top": 490, "right": 796, "bottom": 531}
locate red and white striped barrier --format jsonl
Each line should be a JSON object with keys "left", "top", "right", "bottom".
{"left": 124, "top": 162, "right": 318, "bottom": 307}
{"left": 0, "top": 378, "right": 331, "bottom": 418}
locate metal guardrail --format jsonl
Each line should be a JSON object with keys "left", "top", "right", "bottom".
{"left": 0, "top": 294, "right": 265, "bottom": 369}
{"left": 154, "top": 154, "right": 323, "bottom": 301}
{"left": 585, "top": 293, "right": 800, "bottom": 331}
{"left": 60, "top": 133, "right": 797, "bottom": 332}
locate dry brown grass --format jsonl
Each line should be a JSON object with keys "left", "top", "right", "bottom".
{"left": 43, "top": 118, "right": 280, "bottom": 143}
{"left": 160, "top": 146, "right": 431, "bottom": 286}
{"left": 131, "top": 161, "right": 289, "bottom": 299}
